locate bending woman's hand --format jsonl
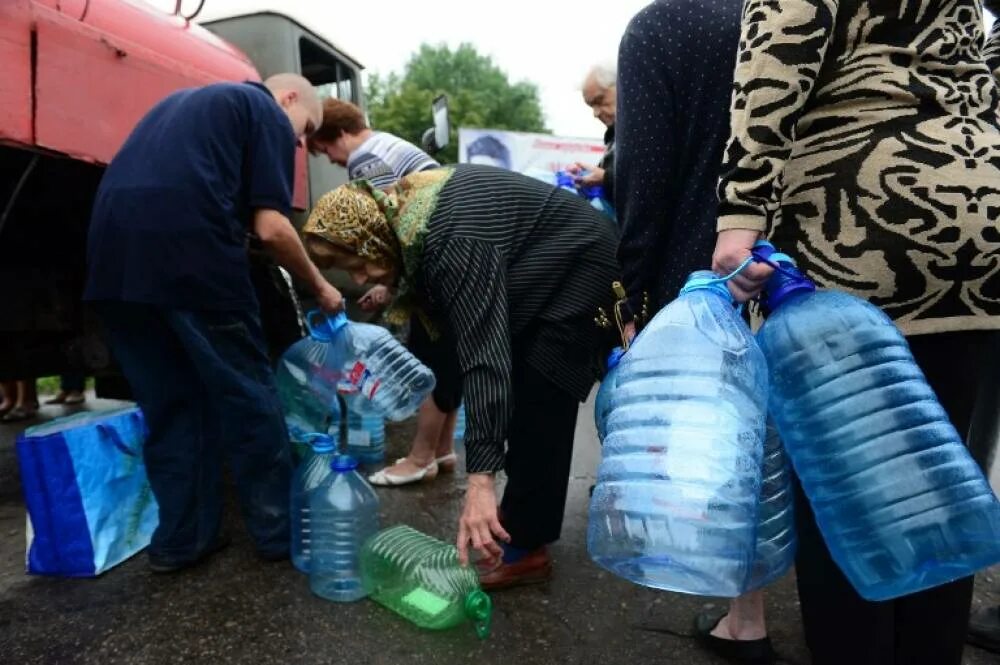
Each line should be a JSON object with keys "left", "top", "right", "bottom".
{"left": 456, "top": 473, "right": 511, "bottom": 566}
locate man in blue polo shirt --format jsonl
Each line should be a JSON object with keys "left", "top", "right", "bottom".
{"left": 85, "top": 74, "right": 340, "bottom": 572}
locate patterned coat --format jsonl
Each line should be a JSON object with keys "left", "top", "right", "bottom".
{"left": 718, "top": 0, "right": 1000, "bottom": 336}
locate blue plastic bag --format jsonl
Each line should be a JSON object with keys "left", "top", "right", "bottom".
{"left": 17, "top": 407, "right": 159, "bottom": 577}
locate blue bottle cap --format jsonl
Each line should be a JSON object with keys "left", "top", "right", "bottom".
{"left": 309, "top": 434, "right": 335, "bottom": 454}
{"left": 305, "top": 310, "right": 349, "bottom": 342}
{"left": 583, "top": 184, "right": 605, "bottom": 199}
{"left": 750, "top": 241, "right": 817, "bottom": 310}
{"left": 555, "top": 171, "right": 577, "bottom": 190}
{"left": 330, "top": 454, "right": 359, "bottom": 472}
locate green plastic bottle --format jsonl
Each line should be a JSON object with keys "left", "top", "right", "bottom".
{"left": 360, "top": 525, "right": 492, "bottom": 638}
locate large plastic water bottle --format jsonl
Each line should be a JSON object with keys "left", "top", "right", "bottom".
{"left": 290, "top": 434, "right": 337, "bottom": 573}
{"left": 745, "top": 422, "right": 796, "bottom": 591}
{"left": 360, "top": 525, "right": 492, "bottom": 638}
{"left": 275, "top": 314, "right": 349, "bottom": 436}
{"left": 755, "top": 242, "right": 1000, "bottom": 601}
{"left": 594, "top": 346, "right": 626, "bottom": 441}
{"left": 346, "top": 404, "right": 386, "bottom": 465}
{"left": 279, "top": 311, "right": 435, "bottom": 425}
{"left": 588, "top": 271, "right": 768, "bottom": 597}
{"left": 335, "top": 315, "right": 437, "bottom": 421}
{"left": 309, "top": 454, "right": 381, "bottom": 602}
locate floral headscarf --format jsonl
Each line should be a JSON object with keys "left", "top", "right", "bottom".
{"left": 303, "top": 168, "right": 454, "bottom": 331}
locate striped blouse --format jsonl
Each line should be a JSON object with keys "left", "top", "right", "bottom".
{"left": 417, "top": 164, "right": 621, "bottom": 473}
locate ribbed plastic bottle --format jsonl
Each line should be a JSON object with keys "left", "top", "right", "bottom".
{"left": 755, "top": 241, "right": 1000, "bottom": 600}
{"left": 309, "top": 455, "right": 381, "bottom": 602}
{"left": 588, "top": 270, "right": 768, "bottom": 597}
{"left": 336, "top": 316, "right": 437, "bottom": 422}
{"left": 744, "top": 421, "right": 796, "bottom": 591}
{"left": 346, "top": 404, "right": 386, "bottom": 465}
{"left": 290, "top": 434, "right": 337, "bottom": 573}
{"left": 594, "top": 346, "right": 626, "bottom": 442}
{"left": 360, "top": 525, "right": 492, "bottom": 638}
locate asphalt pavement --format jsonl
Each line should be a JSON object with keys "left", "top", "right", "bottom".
{"left": 0, "top": 392, "right": 997, "bottom": 665}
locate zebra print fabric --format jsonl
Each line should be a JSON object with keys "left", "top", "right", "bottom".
{"left": 718, "top": 0, "right": 1000, "bottom": 335}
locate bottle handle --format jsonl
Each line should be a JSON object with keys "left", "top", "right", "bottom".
{"left": 305, "top": 309, "right": 348, "bottom": 342}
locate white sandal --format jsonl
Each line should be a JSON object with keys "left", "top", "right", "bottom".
{"left": 395, "top": 453, "right": 458, "bottom": 472}
{"left": 369, "top": 459, "right": 439, "bottom": 486}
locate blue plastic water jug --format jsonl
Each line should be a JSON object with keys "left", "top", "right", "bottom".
{"left": 745, "top": 422, "right": 796, "bottom": 591}
{"left": 346, "top": 405, "right": 386, "bottom": 465}
{"left": 309, "top": 454, "right": 381, "bottom": 602}
{"left": 278, "top": 311, "right": 436, "bottom": 426}
{"left": 594, "top": 346, "right": 626, "bottom": 441}
{"left": 755, "top": 242, "right": 1000, "bottom": 600}
{"left": 453, "top": 403, "right": 466, "bottom": 445}
{"left": 291, "top": 433, "right": 337, "bottom": 573}
{"left": 275, "top": 313, "right": 350, "bottom": 436}
{"left": 588, "top": 271, "right": 768, "bottom": 596}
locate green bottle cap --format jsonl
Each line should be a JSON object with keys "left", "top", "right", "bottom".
{"left": 465, "top": 589, "right": 492, "bottom": 639}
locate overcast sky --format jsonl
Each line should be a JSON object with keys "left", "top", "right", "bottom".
{"left": 154, "top": 1, "right": 996, "bottom": 140}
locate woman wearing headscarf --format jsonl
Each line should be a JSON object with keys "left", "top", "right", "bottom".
{"left": 303, "top": 164, "right": 620, "bottom": 589}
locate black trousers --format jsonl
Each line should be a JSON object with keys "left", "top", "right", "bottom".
{"left": 407, "top": 314, "right": 463, "bottom": 413}
{"left": 499, "top": 359, "right": 580, "bottom": 551}
{"left": 794, "top": 330, "right": 1000, "bottom": 665}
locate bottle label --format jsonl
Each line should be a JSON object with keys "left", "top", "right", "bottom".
{"left": 340, "top": 361, "right": 382, "bottom": 400}
{"left": 348, "top": 429, "right": 371, "bottom": 447}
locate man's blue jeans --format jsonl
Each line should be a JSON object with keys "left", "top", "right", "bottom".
{"left": 96, "top": 302, "right": 293, "bottom": 563}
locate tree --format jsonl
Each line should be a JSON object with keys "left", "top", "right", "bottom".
{"left": 366, "top": 43, "right": 549, "bottom": 164}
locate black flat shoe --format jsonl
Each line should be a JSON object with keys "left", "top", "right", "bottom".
{"left": 148, "top": 534, "right": 232, "bottom": 574}
{"left": 694, "top": 610, "right": 777, "bottom": 665}
{"left": 968, "top": 605, "right": 1000, "bottom": 654}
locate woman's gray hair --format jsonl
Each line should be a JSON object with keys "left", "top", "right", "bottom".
{"left": 584, "top": 60, "right": 618, "bottom": 90}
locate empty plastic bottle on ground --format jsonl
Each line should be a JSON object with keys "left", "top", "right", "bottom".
{"left": 309, "top": 455, "right": 380, "bottom": 602}
{"left": 588, "top": 271, "right": 768, "bottom": 597}
{"left": 745, "top": 421, "right": 796, "bottom": 591}
{"left": 360, "top": 525, "right": 492, "bottom": 638}
{"left": 755, "top": 241, "right": 1000, "bottom": 601}
{"left": 346, "top": 404, "right": 386, "bottom": 465}
{"left": 291, "top": 434, "right": 337, "bottom": 573}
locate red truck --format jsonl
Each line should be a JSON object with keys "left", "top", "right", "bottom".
{"left": 0, "top": 1, "right": 370, "bottom": 393}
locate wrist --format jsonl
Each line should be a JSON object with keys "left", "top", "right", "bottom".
{"left": 467, "top": 473, "right": 495, "bottom": 489}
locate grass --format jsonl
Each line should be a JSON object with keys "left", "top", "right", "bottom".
{"left": 35, "top": 376, "right": 96, "bottom": 397}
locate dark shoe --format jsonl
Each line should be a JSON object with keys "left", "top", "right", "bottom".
{"left": 968, "top": 605, "right": 1000, "bottom": 653}
{"left": 148, "top": 535, "right": 232, "bottom": 574}
{"left": 477, "top": 546, "right": 552, "bottom": 591}
{"left": 2, "top": 405, "right": 38, "bottom": 423}
{"left": 693, "top": 611, "right": 776, "bottom": 665}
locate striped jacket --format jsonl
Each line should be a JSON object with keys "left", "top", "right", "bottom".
{"left": 417, "top": 165, "right": 620, "bottom": 473}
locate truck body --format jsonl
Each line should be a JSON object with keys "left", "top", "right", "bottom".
{"left": 0, "top": 0, "right": 362, "bottom": 381}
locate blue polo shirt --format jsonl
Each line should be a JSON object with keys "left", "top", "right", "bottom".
{"left": 85, "top": 82, "right": 295, "bottom": 310}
